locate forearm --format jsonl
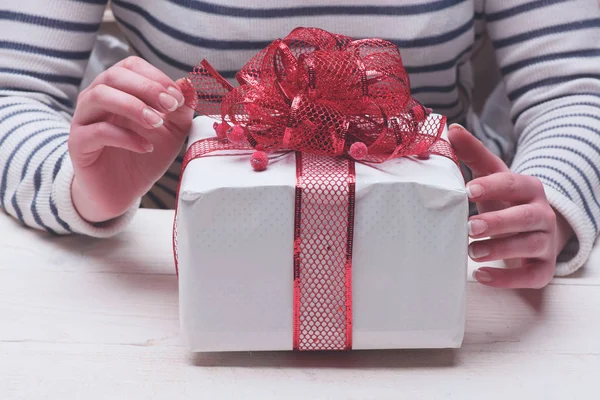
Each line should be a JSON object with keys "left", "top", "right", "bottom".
{"left": 0, "top": 97, "right": 139, "bottom": 236}
{"left": 483, "top": 0, "right": 600, "bottom": 274}
{"left": 509, "top": 99, "right": 600, "bottom": 275}
{"left": 0, "top": 0, "right": 139, "bottom": 236}
{"left": 0, "top": 97, "right": 71, "bottom": 233}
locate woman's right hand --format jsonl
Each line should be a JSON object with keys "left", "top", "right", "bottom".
{"left": 68, "top": 56, "right": 194, "bottom": 223}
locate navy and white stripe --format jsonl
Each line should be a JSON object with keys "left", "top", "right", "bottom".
{"left": 1, "top": 0, "right": 600, "bottom": 276}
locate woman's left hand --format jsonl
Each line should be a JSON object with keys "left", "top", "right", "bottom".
{"left": 448, "top": 124, "right": 574, "bottom": 289}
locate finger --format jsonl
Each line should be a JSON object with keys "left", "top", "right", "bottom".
{"left": 467, "top": 172, "right": 546, "bottom": 204}
{"left": 109, "top": 78, "right": 195, "bottom": 145}
{"left": 93, "top": 67, "right": 180, "bottom": 114}
{"left": 163, "top": 78, "right": 195, "bottom": 129}
{"left": 178, "top": 77, "right": 197, "bottom": 110}
{"left": 468, "top": 232, "right": 552, "bottom": 262}
{"left": 447, "top": 124, "right": 508, "bottom": 177}
{"left": 76, "top": 84, "right": 164, "bottom": 129}
{"left": 69, "top": 122, "right": 153, "bottom": 157}
{"left": 468, "top": 203, "right": 556, "bottom": 238}
{"left": 472, "top": 261, "right": 554, "bottom": 289}
{"left": 116, "top": 56, "right": 185, "bottom": 107}
{"left": 475, "top": 199, "right": 509, "bottom": 215}
{"left": 504, "top": 259, "right": 523, "bottom": 269}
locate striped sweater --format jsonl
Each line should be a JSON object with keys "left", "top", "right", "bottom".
{"left": 1, "top": 0, "right": 600, "bottom": 276}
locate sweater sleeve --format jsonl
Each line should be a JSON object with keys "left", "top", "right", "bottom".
{"left": 0, "top": 1, "right": 138, "bottom": 237}
{"left": 482, "top": 0, "right": 600, "bottom": 275}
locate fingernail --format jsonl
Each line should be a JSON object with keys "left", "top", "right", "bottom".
{"left": 449, "top": 123, "right": 465, "bottom": 131}
{"left": 141, "top": 142, "right": 154, "bottom": 153}
{"left": 469, "top": 243, "right": 490, "bottom": 259}
{"left": 468, "top": 219, "right": 487, "bottom": 236}
{"left": 466, "top": 184, "right": 483, "bottom": 199}
{"left": 473, "top": 269, "right": 493, "bottom": 283}
{"left": 167, "top": 86, "right": 185, "bottom": 108}
{"left": 143, "top": 108, "right": 163, "bottom": 128}
{"left": 159, "top": 92, "right": 178, "bottom": 112}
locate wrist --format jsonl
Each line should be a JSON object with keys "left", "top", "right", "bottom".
{"left": 71, "top": 176, "right": 122, "bottom": 224}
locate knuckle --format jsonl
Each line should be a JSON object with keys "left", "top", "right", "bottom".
{"left": 87, "top": 84, "right": 107, "bottom": 102}
{"left": 538, "top": 205, "right": 556, "bottom": 229}
{"left": 526, "top": 232, "right": 549, "bottom": 255}
{"left": 139, "top": 79, "right": 161, "bottom": 97}
{"left": 102, "top": 68, "right": 119, "bottom": 86}
{"left": 504, "top": 173, "right": 518, "bottom": 194}
{"left": 522, "top": 205, "right": 539, "bottom": 228}
{"left": 529, "top": 176, "right": 545, "bottom": 194}
{"left": 490, "top": 212, "right": 504, "bottom": 231}
{"left": 85, "top": 87, "right": 99, "bottom": 103}
{"left": 123, "top": 56, "right": 142, "bottom": 70}
{"left": 91, "top": 121, "right": 110, "bottom": 137}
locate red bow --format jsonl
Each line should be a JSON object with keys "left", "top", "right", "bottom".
{"left": 175, "top": 28, "right": 460, "bottom": 349}
{"left": 182, "top": 27, "right": 455, "bottom": 168}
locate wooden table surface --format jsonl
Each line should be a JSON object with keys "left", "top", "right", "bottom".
{"left": 1, "top": 210, "right": 600, "bottom": 399}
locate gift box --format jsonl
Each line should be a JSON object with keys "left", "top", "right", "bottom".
{"left": 174, "top": 28, "right": 468, "bottom": 352}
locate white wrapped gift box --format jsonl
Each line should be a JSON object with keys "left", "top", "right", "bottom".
{"left": 175, "top": 115, "right": 468, "bottom": 352}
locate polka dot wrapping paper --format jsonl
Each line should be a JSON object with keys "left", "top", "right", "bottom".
{"left": 175, "top": 115, "right": 468, "bottom": 352}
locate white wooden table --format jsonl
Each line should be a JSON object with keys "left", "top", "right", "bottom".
{"left": 1, "top": 210, "right": 600, "bottom": 399}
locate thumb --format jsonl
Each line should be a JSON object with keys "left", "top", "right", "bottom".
{"left": 448, "top": 123, "right": 508, "bottom": 178}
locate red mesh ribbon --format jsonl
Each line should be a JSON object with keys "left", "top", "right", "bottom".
{"left": 293, "top": 153, "right": 354, "bottom": 350}
{"left": 174, "top": 27, "right": 460, "bottom": 351}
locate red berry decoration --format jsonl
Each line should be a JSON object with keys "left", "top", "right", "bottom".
{"left": 417, "top": 151, "right": 431, "bottom": 160}
{"left": 349, "top": 142, "right": 368, "bottom": 160}
{"left": 250, "top": 151, "right": 269, "bottom": 171}
{"left": 227, "top": 124, "right": 246, "bottom": 143}
{"left": 213, "top": 122, "right": 229, "bottom": 139}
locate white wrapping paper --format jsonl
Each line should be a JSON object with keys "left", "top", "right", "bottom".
{"left": 176, "top": 115, "right": 468, "bottom": 352}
